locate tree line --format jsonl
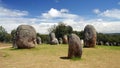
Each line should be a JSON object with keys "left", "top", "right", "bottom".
{"left": 0, "top": 24, "right": 120, "bottom": 46}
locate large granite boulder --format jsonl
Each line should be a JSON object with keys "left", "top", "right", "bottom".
{"left": 84, "top": 25, "right": 97, "bottom": 48}
{"left": 15, "top": 25, "right": 36, "bottom": 48}
{"left": 49, "top": 33, "right": 59, "bottom": 45}
{"left": 68, "top": 34, "right": 82, "bottom": 58}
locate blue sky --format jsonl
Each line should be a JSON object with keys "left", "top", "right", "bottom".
{"left": 2, "top": 0, "right": 120, "bottom": 17}
{"left": 0, "top": 0, "right": 120, "bottom": 34}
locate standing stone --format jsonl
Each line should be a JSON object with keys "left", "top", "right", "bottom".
{"left": 113, "top": 42, "right": 117, "bottom": 46}
{"left": 68, "top": 34, "right": 82, "bottom": 58}
{"left": 12, "top": 37, "right": 17, "bottom": 48}
{"left": 63, "top": 35, "right": 68, "bottom": 44}
{"left": 49, "top": 33, "right": 59, "bottom": 45}
{"left": 105, "top": 42, "right": 109, "bottom": 46}
{"left": 59, "top": 38, "right": 63, "bottom": 44}
{"left": 109, "top": 42, "right": 113, "bottom": 46}
{"left": 80, "top": 39, "right": 84, "bottom": 46}
{"left": 84, "top": 25, "right": 97, "bottom": 48}
{"left": 36, "top": 37, "right": 42, "bottom": 44}
{"left": 98, "top": 41, "right": 104, "bottom": 45}
{"left": 11, "top": 29, "right": 17, "bottom": 48}
{"left": 15, "top": 25, "right": 36, "bottom": 49}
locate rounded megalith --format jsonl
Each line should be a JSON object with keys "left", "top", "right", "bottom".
{"left": 68, "top": 34, "right": 82, "bottom": 58}
{"left": 84, "top": 25, "right": 97, "bottom": 48}
{"left": 49, "top": 33, "right": 59, "bottom": 45}
{"left": 15, "top": 25, "right": 36, "bottom": 48}
{"left": 36, "top": 37, "right": 42, "bottom": 44}
{"left": 49, "top": 33, "right": 56, "bottom": 41}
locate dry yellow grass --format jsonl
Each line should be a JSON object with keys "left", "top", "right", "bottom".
{"left": 0, "top": 43, "right": 11, "bottom": 47}
{"left": 0, "top": 43, "right": 120, "bottom": 68}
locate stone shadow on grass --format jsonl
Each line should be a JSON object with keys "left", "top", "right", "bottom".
{"left": 60, "top": 56, "right": 82, "bottom": 61}
{"left": 60, "top": 56, "right": 70, "bottom": 60}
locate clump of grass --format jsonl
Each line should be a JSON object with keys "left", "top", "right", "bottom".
{"left": 2, "top": 53, "right": 9, "bottom": 57}
{"left": 70, "top": 57, "right": 82, "bottom": 61}
{"left": 0, "top": 52, "right": 9, "bottom": 57}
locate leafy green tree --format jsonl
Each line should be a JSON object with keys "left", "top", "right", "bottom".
{"left": 0, "top": 26, "right": 12, "bottom": 43}
{"left": 4, "top": 33, "right": 12, "bottom": 43}
{"left": 48, "top": 25, "right": 56, "bottom": 33}
{"left": 97, "top": 33, "right": 120, "bottom": 45}
{"left": 67, "top": 25, "right": 73, "bottom": 34}
{"left": 0, "top": 26, "right": 7, "bottom": 42}
{"left": 49, "top": 22, "right": 73, "bottom": 39}
{"left": 37, "top": 33, "right": 49, "bottom": 43}
{"left": 73, "top": 31, "right": 84, "bottom": 39}
{"left": 11, "top": 29, "right": 16, "bottom": 39}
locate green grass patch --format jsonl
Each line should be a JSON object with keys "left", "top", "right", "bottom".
{"left": 0, "top": 52, "right": 9, "bottom": 57}
{"left": 96, "top": 45, "right": 120, "bottom": 50}
{"left": 0, "top": 43, "right": 120, "bottom": 68}
{"left": 70, "top": 57, "right": 83, "bottom": 61}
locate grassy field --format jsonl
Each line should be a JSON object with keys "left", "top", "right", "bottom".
{"left": 0, "top": 43, "right": 11, "bottom": 47}
{"left": 0, "top": 43, "right": 120, "bottom": 68}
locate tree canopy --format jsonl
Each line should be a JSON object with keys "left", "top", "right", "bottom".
{"left": 0, "top": 26, "right": 11, "bottom": 42}
{"left": 49, "top": 22, "right": 73, "bottom": 39}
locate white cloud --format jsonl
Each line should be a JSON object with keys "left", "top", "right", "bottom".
{"left": 100, "top": 9, "right": 120, "bottom": 19}
{"left": 42, "top": 8, "right": 61, "bottom": 18}
{"left": 0, "top": 18, "right": 31, "bottom": 33}
{"left": 60, "top": 9, "right": 69, "bottom": 13}
{"left": 33, "top": 23, "right": 58, "bottom": 34}
{"left": 0, "top": 7, "right": 120, "bottom": 34}
{"left": 94, "top": 8, "right": 120, "bottom": 19}
{"left": 41, "top": 8, "right": 79, "bottom": 19}
{"left": 85, "top": 19, "right": 120, "bottom": 33}
{"left": 93, "top": 9, "right": 101, "bottom": 14}
{"left": 63, "top": 18, "right": 120, "bottom": 33}
{"left": 0, "top": 7, "right": 28, "bottom": 17}
{"left": 0, "top": 7, "right": 59, "bottom": 34}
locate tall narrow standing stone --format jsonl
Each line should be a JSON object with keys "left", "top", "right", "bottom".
{"left": 84, "top": 25, "right": 97, "bottom": 47}
{"left": 49, "top": 33, "right": 59, "bottom": 45}
{"left": 68, "top": 34, "right": 82, "bottom": 58}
